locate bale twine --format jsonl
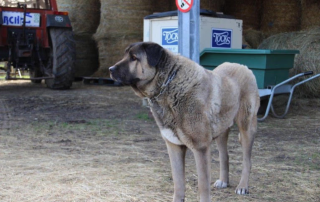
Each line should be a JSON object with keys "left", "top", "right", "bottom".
{"left": 200, "top": 0, "right": 225, "bottom": 12}
{"left": 92, "top": 0, "right": 175, "bottom": 77}
{"left": 243, "top": 29, "right": 266, "bottom": 49}
{"left": 258, "top": 27, "right": 320, "bottom": 98}
{"left": 260, "top": 0, "right": 301, "bottom": 36}
{"left": 301, "top": 0, "right": 320, "bottom": 30}
{"left": 57, "top": 0, "right": 100, "bottom": 77}
{"left": 223, "top": 0, "right": 262, "bottom": 30}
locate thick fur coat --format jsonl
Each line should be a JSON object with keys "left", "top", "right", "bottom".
{"left": 109, "top": 42, "right": 260, "bottom": 202}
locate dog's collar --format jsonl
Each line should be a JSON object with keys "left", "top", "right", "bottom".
{"left": 147, "top": 70, "right": 177, "bottom": 106}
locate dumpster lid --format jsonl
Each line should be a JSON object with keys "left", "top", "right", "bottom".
{"left": 144, "top": 9, "right": 235, "bottom": 19}
{"left": 200, "top": 48, "right": 300, "bottom": 57}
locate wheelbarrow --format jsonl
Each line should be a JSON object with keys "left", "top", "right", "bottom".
{"left": 258, "top": 71, "right": 320, "bottom": 121}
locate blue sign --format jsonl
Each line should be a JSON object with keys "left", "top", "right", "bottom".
{"left": 162, "top": 28, "right": 178, "bottom": 46}
{"left": 212, "top": 28, "right": 232, "bottom": 48}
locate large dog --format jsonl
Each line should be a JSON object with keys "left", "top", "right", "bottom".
{"left": 109, "top": 42, "right": 260, "bottom": 202}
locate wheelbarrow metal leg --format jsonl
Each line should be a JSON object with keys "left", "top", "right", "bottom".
{"left": 258, "top": 72, "right": 320, "bottom": 122}
{"left": 270, "top": 74, "right": 320, "bottom": 119}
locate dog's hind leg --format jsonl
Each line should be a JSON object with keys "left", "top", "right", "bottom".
{"left": 213, "top": 128, "right": 230, "bottom": 189}
{"left": 235, "top": 101, "right": 258, "bottom": 195}
{"left": 236, "top": 127, "right": 255, "bottom": 194}
{"left": 166, "top": 141, "right": 187, "bottom": 202}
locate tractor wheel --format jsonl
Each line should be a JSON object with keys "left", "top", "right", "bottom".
{"left": 45, "top": 28, "right": 75, "bottom": 89}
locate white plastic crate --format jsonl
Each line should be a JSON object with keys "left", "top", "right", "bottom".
{"left": 144, "top": 11, "right": 243, "bottom": 54}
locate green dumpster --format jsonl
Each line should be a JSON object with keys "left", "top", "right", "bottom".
{"left": 200, "top": 49, "right": 299, "bottom": 89}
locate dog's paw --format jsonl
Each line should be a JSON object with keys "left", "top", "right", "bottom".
{"left": 235, "top": 187, "right": 249, "bottom": 195}
{"left": 213, "top": 180, "right": 228, "bottom": 188}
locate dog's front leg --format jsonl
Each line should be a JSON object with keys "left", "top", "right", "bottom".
{"left": 166, "top": 141, "right": 187, "bottom": 202}
{"left": 193, "top": 147, "right": 211, "bottom": 202}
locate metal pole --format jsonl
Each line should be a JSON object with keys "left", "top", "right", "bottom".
{"left": 178, "top": 0, "right": 200, "bottom": 63}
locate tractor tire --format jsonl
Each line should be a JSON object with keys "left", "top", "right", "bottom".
{"left": 45, "top": 28, "right": 75, "bottom": 89}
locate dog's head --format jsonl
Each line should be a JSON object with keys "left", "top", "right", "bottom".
{"left": 109, "top": 42, "right": 164, "bottom": 86}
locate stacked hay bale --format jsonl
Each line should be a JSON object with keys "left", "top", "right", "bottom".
{"left": 242, "top": 38, "right": 252, "bottom": 49}
{"left": 153, "top": 0, "right": 177, "bottom": 12}
{"left": 200, "top": 0, "right": 225, "bottom": 12}
{"left": 258, "top": 28, "right": 320, "bottom": 98}
{"left": 301, "top": 0, "right": 320, "bottom": 30}
{"left": 93, "top": 0, "right": 176, "bottom": 77}
{"left": 243, "top": 29, "right": 265, "bottom": 49}
{"left": 57, "top": 0, "right": 100, "bottom": 77}
{"left": 260, "top": 0, "right": 300, "bottom": 36}
{"left": 224, "top": 0, "right": 262, "bottom": 30}
{"left": 223, "top": 0, "right": 262, "bottom": 49}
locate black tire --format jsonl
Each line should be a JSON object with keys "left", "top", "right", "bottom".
{"left": 45, "top": 28, "right": 75, "bottom": 89}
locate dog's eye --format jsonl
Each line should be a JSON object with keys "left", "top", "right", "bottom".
{"left": 131, "top": 55, "right": 138, "bottom": 61}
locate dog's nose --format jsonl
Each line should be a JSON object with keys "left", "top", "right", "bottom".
{"left": 109, "top": 66, "right": 116, "bottom": 74}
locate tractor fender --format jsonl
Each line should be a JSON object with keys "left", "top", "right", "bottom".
{"left": 46, "top": 15, "right": 72, "bottom": 28}
{"left": 0, "top": 12, "right": 3, "bottom": 25}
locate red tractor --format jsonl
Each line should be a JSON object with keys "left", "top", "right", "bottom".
{"left": 0, "top": 0, "right": 75, "bottom": 89}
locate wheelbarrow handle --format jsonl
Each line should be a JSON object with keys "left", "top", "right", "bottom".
{"left": 304, "top": 71, "right": 313, "bottom": 76}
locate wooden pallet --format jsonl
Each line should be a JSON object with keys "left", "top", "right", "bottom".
{"left": 82, "top": 77, "right": 122, "bottom": 86}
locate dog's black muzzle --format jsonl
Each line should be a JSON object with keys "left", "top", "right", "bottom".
{"left": 109, "top": 66, "right": 117, "bottom": 80}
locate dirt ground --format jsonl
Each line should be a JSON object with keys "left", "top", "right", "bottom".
{"left": 0, "top": 80, "right": 319, "bottom": 202}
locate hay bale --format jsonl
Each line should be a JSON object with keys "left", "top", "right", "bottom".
{"left": 93, "top": 0, "right": 176, "bottom": 77}
{"left": 57, "top": 0, "right": 100, "bottom": 77}
{"left": 73, "top": 35, "right": 99, "bottom": 76}
{"left": 301, "top": 0, "right": 320, "bottom": 30}
{"left": 223, "top": 0, "right": 262, "bottom": 30}
{"left": 200, "top": 0, "right": 225, "bottom": 12}
{"left": 57, "top": 0, "right": 100, "bottom": 35}
{"left": 258, "top": 27, "right": 320, "bottom": 98}
{"left": 243, "top": 29, "right": 266, "bottom": 49}
{"left": 152, "top": 0, "right": 177, "bottom": 13}
{"left": 91, "top": 36, "right": 139, "bottom": 77}
{"left": 242, "top": 38, "right": 252, "bottom": 49}
{"left": 93, "top": 0, "right": 153, "bottom": 77}
{"left": 260, "top": 0, "right": 301, "bottom": 36}
{"left": 93, "top": 0, "right": 154, "bottom": 41}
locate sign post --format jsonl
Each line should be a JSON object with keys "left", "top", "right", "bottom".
{"left": 176, "top": 0, "right": 200, "bottom": 63}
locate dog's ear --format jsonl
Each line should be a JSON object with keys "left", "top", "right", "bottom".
{"left": 143, "top": 43, "right": 164, "bottom": 67}
{"left": 125, "top": 42, "right": 141, "bottom": 53}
